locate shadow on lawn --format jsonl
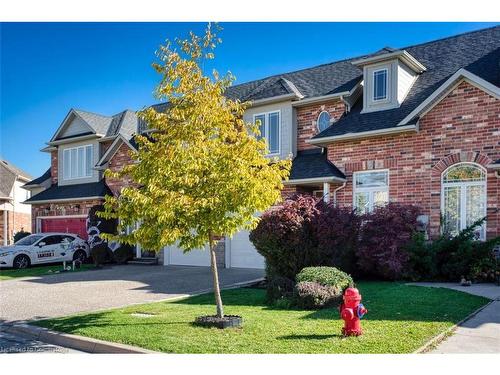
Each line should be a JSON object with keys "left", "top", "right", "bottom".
{"left": 278, "top": 334, "right": 343, "bottom": 340}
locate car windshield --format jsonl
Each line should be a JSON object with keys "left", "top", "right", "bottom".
{"left": 15, "top": 234, "right": 45, "bottom": 246}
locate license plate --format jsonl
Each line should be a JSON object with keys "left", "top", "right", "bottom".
{"left": 38, "top": 251, "right": 54, "bottom": 258}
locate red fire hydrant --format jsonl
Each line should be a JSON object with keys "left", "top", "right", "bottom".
{"left": 340, "top": 287, "right": 367, "bottom": 336}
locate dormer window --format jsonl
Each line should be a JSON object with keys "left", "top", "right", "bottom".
{"left": 373, "top": 69, "right": 388, "bottom": 101}
{"left": 352, "top": 49, "right": 426, "bottom": 114}
{"left": 317, "top": 111, "right": 331, "bottom": 132}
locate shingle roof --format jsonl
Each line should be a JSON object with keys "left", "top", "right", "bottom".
{"left": 289, "top": 149, "right": 345, "bottom": 181}
{"left": 226, "top": 26, "right": 499, "bottom": 107}
{"left": 0, "top": 160, "right": 32, "bottom": 198}
{"left": 54, "top": 109, "right": 141, "bottom": 141}
{"left": 24, "top": 168, "right": 51, "bottom": 187}
{"left": 310, "top": 26, "right": 500, "bottom": 139}
{"left": 25, "top": 180, "right": 112, "bottom": 203}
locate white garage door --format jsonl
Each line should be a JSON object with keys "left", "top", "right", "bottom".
{"left": 227, "top": 230, "right": 265, "bottom": 269}
{"left": 165, "top": 244, "right": 210, "bottom": 266}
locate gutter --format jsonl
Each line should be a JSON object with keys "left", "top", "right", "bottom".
{"left": 291, "top": 91, "right": 350, "bottom": 107}
{"left": 25, "top": 196, "right": 108, "bottom": 205}
{"left": 307, "top": 124, "right": 418, "bottom": 146}
{"left": 284, "top": 176, "right": 346, "bottom": 185}
{"left": 47, "top": 133, "right": 104, "bottom": 146}
{"left": 248, "top": 93, "right": 298, "bottom": 107}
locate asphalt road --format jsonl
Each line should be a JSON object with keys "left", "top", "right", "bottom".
{"left": 0, "top": 329, "right": 82, "bottom": 353}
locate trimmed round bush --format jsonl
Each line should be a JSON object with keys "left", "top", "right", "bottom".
{"left": 113, "top": 243, "right": 135, "bottom": 264}
{"left": 296, "top": 266, "right": 353, "bottom": 289}
{"left": 294, "top": 266, "right": 353, "bottom": 309}
{"left": 295, "top": 281, "right": 341, "bottom": 309}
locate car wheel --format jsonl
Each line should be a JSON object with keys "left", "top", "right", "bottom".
{"left": 13, "top": 254, "right": 30, "bottom": 269}
{"left": 73, "top": 250, "right": 87, "bottom": 264}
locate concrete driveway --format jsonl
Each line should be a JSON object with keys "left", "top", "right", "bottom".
{"left": 0, "top": 265, "right": 264, "bottom": 323}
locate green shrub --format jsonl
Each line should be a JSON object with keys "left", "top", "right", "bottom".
{"left": 405, "top": 233, "right": 438, "bottom": 281}
{"left": 14, "top": 230, "right": 31, "bottom": 243}
{"left": 265, "top": 274, "right": 295, "bottom": 304}
{"left": 294, "top": 281, "right": 343, "bottom": 309}
{"left": 296, "top": 266, "right": 353, "bottom": 289}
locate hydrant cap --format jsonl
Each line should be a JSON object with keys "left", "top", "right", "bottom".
{"left": 343, "top": 287, "right": 361, "bottom": 302}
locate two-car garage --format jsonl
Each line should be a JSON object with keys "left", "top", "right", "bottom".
{"left": 164, "top": 229, "right": 265, "bottom": 269}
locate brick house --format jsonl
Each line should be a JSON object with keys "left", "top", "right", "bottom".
{"left": 0, "top": 160, "right": 32, "bottom": 245}
{"left": 25, "top": 26, "right": 500, "bottom": 268}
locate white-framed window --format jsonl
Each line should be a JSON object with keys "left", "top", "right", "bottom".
{"left": 63, "top": 144, "right": 93, "bottom": 180}
{"left": 441, "top": 163, "right": 486, "bottom": 240}
{"left": 254, "top": 111, "right": 280, "bottom": 155}
{"left": 353, "top": 170, "right": 389, "bottom": 214}
{"left": 317, "top": 111, "right": 331, "bottom": 132}
{"left": 373, "top": 68, "right": 388, "bottom": 101}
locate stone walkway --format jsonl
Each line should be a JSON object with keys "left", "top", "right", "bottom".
{"left": 409, "top": 282, "right": 500, "bottom": 353}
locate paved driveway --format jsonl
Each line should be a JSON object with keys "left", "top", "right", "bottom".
{"left": 0, "top": 265, "right": 264, "bottom": 323}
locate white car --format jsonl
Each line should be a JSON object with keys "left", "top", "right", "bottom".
{"left": 0, "top": 233, "right": 90, "bottom": 269}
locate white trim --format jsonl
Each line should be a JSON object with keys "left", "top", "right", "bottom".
{"left": 27, "top": 196, "right": 106, "bottom": 205}
{"left": 253, "top": 110, "right": 282, "bottom": 156}
{"left": 353, "top": 169, "right": 390, "bottom": 213}
{"left": 36, "top": 214, "right": 87, "bottom": 233}
{"left": 306, "top": 124, "right": 418, "bottom": 145}
{"left": 291, "top": 91, "right": 350, "bottom": 107}
{"left": 284, "top": 176, "right": 346, "bottom": 185}
{"left": 48, "top": 133, "right": 103, "bottom": 146}
{"left": 249, "top": 94, "right": 297, "bottom": 107}
{"left": 95, "top": 134, "right": 137, "bottom": 169}
{"left": 398, "top": 69, "right": 500, "bottom": 126}
{"left": 487, "top": 162, "right": 500, "bottom": 170}
{"left": 351, "top": 50, "right": 426, "bottom": 73}
{"left": 440, "top": 162, "right": 487, "bottom": 240}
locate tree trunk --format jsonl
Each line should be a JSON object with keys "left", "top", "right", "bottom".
{"left": 209, "top": 232, "right": 224, "bottom": 318}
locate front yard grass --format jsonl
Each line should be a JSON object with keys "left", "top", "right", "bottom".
{"left": 0, "top": 264, "right": 95, "bottom": 281}
{"left": 32, "top": 282, "right": 488, "bottom": 353}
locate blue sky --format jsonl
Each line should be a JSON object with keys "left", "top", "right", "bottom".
{"left": 1, "top": 22, "right": 497, "bottom": 178}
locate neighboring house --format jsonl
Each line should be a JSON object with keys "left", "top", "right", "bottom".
{"left": 0, "top": 160, "right": 32, "bottom": 245}
{"left": 25, "top": 26, "right": 500, "bottom": 269}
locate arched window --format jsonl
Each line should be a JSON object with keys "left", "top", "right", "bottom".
{"left": 442, "top": 163, "right": 486, "bottom": 239}
{"left": 317, "top": 111, "right": 331, "bottom": 132}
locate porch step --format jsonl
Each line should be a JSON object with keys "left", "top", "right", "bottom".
{"left": 128, "top": 257, "right": 158, "bottom": 265}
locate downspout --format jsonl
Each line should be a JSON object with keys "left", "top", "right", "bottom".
{"left": 333, "top": 182, "right": 346, "bottom": 207}
{"left": 3, "top": 209, "right": 7, "bottom": 246}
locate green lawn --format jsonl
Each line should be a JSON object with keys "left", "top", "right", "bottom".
{"left": 0, "top": 264, "right": 95, "bottom": 281}
{"left": 32, "top": 282, "right": 488, "bottom": 353}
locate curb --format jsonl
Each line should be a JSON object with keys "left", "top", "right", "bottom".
{"left": 412, "top": 299, "right": 495, "bottom": 354}
{"left": 4, "top": 277, "right": 265, "bottom": 354}
{"left": 4, "top": 324, "right": 157, "bottom": 353}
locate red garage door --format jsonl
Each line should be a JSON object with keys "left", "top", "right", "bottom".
{"left": 41, "top": 217, "right": 88, "bottom": 240}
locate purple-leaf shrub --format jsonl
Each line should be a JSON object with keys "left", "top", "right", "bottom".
{"left": 313, "top": 203, "right": 362, "bottom": 274}
{"left": 249, "top": 194, "right": 320, "bottom": 280}
{"left": 356, "top": 203, "right": 421, "bottom": 280}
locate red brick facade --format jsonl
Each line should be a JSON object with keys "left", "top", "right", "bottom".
{"left": 106, "top": 142, "right": 136, "bottom": 196}
{"left": 0, "top": 210, "right": 31, "bottom": 245}
{"left": 50, "top": 150, "right": 58, "bottom": 184}
{"left": 296, "top": 99, "right": 346, "bottom": 151}
{"left": 320, "top": 82, "right": 499, "bottom": 239}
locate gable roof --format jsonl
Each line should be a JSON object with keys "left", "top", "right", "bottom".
{"left": 50, "top": 109, "right": 141, "bottom": 142}
{"left": 0, "top": 160, "right": 33, "bottom": 199}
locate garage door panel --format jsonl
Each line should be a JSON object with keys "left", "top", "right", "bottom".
{"left": 167, "top": 244, "right": 210, "bottom": 266}
{"left": 229, "top": 230, "right": 265, "bottom": 269}
{"left": 40, "top": 218, "right": 88, "bottom": 240}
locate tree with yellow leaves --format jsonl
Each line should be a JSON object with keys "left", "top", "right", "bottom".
{"left": 101, "top": 24, "right": 291, "bottom": 323}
